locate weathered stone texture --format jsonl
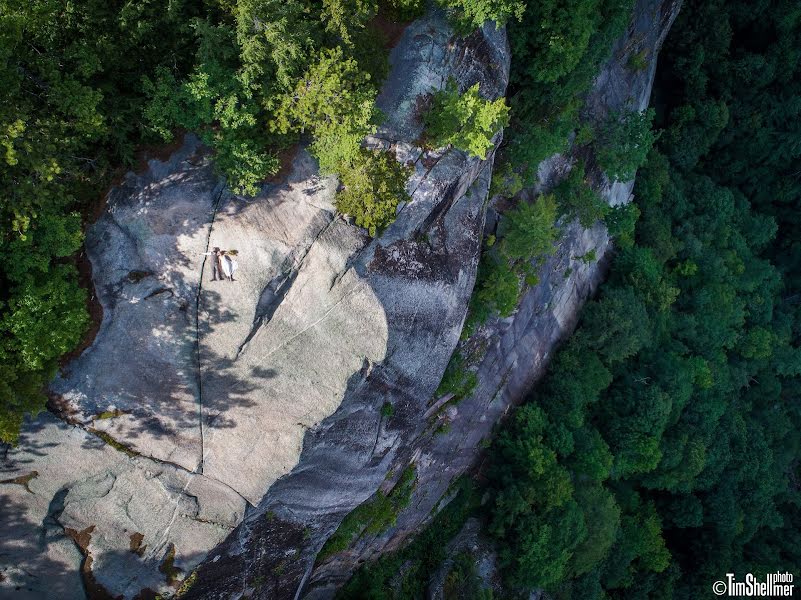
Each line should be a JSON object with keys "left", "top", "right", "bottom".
{"left": 1, "top": 7, "right": 509, "bottom": 599}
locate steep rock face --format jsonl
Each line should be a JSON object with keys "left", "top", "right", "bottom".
{"left": 0, "top": 8, "right": 509, "bottom": 600}
{"left": 184, "top": 12, "right": 510, "bottom": 600}
{"left": 306, "top": 0, "right": 682, "bottom": 594}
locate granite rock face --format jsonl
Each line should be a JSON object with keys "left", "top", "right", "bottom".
{"left": 0, "top": 412, "right": 247, "bottom": 599}
{"left": 183, "top": 12, "right": 510, "bottom": 600}
{"left": 1, "top": 0, "right": 680, "bottom": 596}
{"left": 1, "top": 7, "right": 509, "bottom": 599}
{"left": 305, "top": 0, "right": 682, "bottom": 595}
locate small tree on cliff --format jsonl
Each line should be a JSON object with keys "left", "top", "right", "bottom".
{"left": 425, "top": 79, "right": 511, "bottom": 160}
{"left": 336, "top": 148, "right": 411, "bottom": 236}
{"left": 437, "top": 0, "right": 525, "bottom": 33}
{"left": 594, "top": 108, "right": 659, "bottom": 182}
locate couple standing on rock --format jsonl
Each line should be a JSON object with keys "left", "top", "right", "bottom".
{"left": 205, "top": 247, "right": 238, "bottom": 282}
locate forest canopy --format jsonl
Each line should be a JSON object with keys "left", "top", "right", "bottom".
{"left": 488, "top": 0, "right": 801, "bottom": 597}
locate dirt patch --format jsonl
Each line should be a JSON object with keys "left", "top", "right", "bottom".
{"left": 65, "top": 525, "right": 122, "bottom": 600}
{"left": 159, "top": 543, "right": 182, "bottom": 587}
{"left": 265, "top": 144, "right": 301, "bottom": 185}
{"left": 371, "top": 10, "right": 412, "bottom": 50}
{"left": 47, "top": 392, "right": 81, "bottom": 424}
{"left": 129, "top": 532, "right": 147, "bottom": 557}
{"left": 0, "top": 471, "right": 38, "bottom": 494}
{"left": 105, "top": 132, "right": 190, "bottom": 192}
{"left": 58, "top": 247, "right": 104, "bottom": 370}
{"left": 66, "top": 525, "right": 95, "bottom": 553}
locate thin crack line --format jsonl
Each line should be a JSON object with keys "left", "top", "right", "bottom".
{"left": 234, "top": 212, "right": 337, "bottom": 360}
{"left": 254, "top": 281, "right": 361, "bottom": 364}
{"left": 196, "top": 183, "right": 226, "bottom": 476}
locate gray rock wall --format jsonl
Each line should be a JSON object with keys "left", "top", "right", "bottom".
{"left": 0, "top": 1, "right": 681, "bottom": 597}
{"left": 305, "top": 0, "right": 682, "bottom": 595}
{"left": 184, "top": 12, "right": 511, "bottom": 600}
{"left": 1, "top": 7, "right": 510, "bottom": 600}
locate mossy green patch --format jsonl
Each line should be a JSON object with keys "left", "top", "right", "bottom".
{"left": 317, "top": 466, "right": 417, "bottom": 562}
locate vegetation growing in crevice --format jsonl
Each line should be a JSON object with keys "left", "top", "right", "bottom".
{"left": 593, "top": 107, "right": 659, "bottom": 182}
{"left": 463, "top": 194, "right": 559, "bottom": 335}
{"left": 436, "top": 351, "right": 479, "bottom": 401}
{"left": 317, "top": 465, "right": 417, "bottom": 562}
{"left": 554, "top": 161, "right": 609, "bottom": 228}
{"left": 337, "top": 478, "right": 481, "bottom": 599}
{"left": 88, "top": 429, "right": 140, "bottom": 457}
{"left": 159, "top": 543, "right": 181, "bottom": 585}
{"left": 442, "top": 552, "right": 495, "bottom": 600}
{"left": 425, "top": 80, "right": 510, "bottom": 160}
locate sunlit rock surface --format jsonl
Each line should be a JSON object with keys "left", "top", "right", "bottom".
{"left": 183, "top": 9, "right": 510, "bottom": 599}
{"left": 1, "top": 6, "right": 508, "bottom": 599}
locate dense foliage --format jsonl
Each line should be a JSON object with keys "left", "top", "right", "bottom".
{"left": 319, "top": 466, "right": 418, "bottom": 562}
{"left": 336, "top": 148, "right": 412, "bottom": 236}
{"left": 426, "top": 80, "right": 510, "bottom": 160}
{"left": 336, "top": 478, "right": 483, "bottom": 599}
{"left": 0, "top": 0, "right": 205, "bottom": 441}
{"left": 461, "top": 0, "right": 644, "bottom": 334}
{"left": 487, "top": 0, "right": 801, "bottom": 596}
{"left": 464, "top": 194, "right": 559, "bottom": 334}
{"left": 503, "top": 0, "right": 635, "bottom": 179}
{"left": 340, "top": 0, "right": 801, "bottom": 598}
{"left": 436, "top": 0, "right": 525, "bottom": 33}
{"left": 595, "top": 108, "right": 659, "bottom": 181}
{"left": 554, "top": 161, "right": 609, "bottom": 228}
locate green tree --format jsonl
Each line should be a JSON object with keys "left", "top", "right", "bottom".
{"left": 273, "top": 46, "right": 378, "bottom": 173}
{"left": 594, "top": 108, "right": 658, "bottom": 181}
{"left": 336, "top": 148, "right": 410, "bottom": 236}
{"left": 322, "top": 0, "right": 377, "bottom": 46}
{"left": 235, "top": 0, "right": 318, "bottom": 91}
{"left": 555, "top": 161, "right": 609, "bottom": 227}
{"left": 570, "top": 484, "right": 621, "bottom": 576}
{"left": 575, "top": 286, "right": 651, "bottom": 364}
{"left": 499, "top": 194, "right": 559, "bottom": 261}
{"left": 426, "top": 80, "right": 510, "bottom": 160}
{"left": 467, "top": 253, "right": 520, "bottom": 323}
{"left": 437, "top": 0, "right": 525, "bottom": 33}
{"left": 509, "top": 0, "right": 602, "bottom": 84}
{"left": 604, "top": 202, "right": 640, "bottom": 249}
{"left": 463, "top": 194, "right": 559, "bottom": 331}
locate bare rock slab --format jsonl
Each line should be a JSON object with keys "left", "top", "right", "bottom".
{"left": 0, "top": 413, "right": 246, "bottom": 598}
